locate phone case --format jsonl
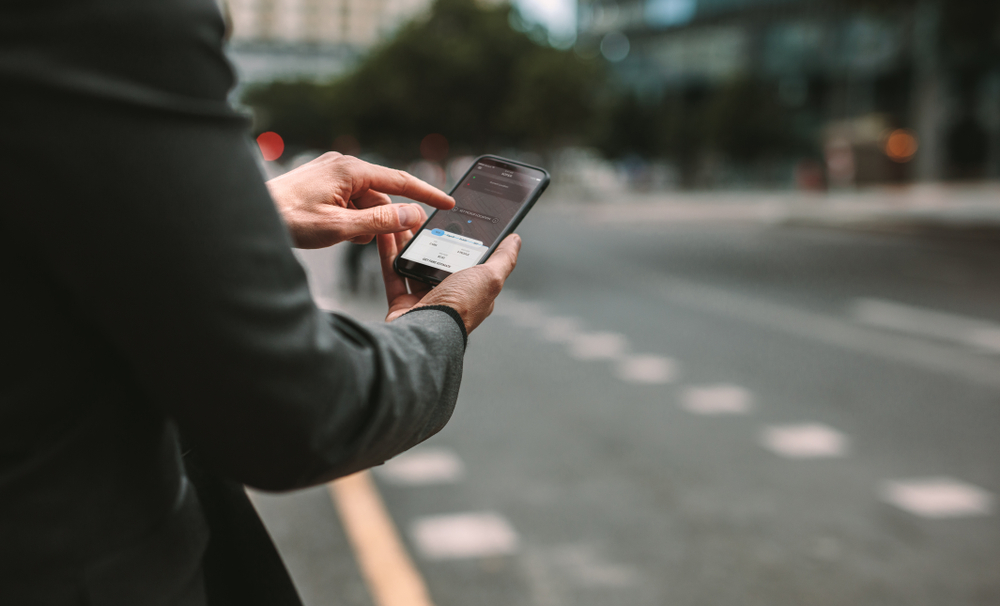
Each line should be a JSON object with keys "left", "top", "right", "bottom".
{"left": 393, "top": 154, "right": 551, "bottom": 286}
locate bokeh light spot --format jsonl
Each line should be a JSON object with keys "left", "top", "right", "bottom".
{"left": 256, "top": 131, "right": 284, "bottom": 162}
{"left": 420, "top": 133, "right": 449, "bottom": 162}
{"left": 601, "top": 31, "right": 630, "bottom": 62}
{"left": 885, "top": 129, "right": 918, "bottom": 163}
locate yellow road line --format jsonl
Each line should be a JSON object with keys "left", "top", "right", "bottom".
{"left": 328, "top": 471, "right": 435, "bottom": 606}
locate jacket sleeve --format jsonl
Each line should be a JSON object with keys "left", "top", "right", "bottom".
{"left": 8, "top": 88, "right": 466, "bottom": 491}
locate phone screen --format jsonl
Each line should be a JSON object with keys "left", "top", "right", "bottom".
{"left": 398, "top": 157, "right": 546, "bottom": 279}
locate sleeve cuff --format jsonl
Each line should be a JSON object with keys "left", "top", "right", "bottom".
{"left": 402, "top": 305, "right": 468, "bottom": 349}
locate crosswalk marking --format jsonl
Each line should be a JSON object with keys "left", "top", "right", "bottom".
{"left": 880, "top": 478, "right": 994, "bottom": 518}
{"left": 568, "top": 331, "right": 628, "bottom": 360}
{"left": 616, "top": 355, "right": 677, "bottom": 384}
{"left": 411, "top": 512, "right": 520, "bottom": 560}
{"left": 376, "top": 448, "right": 465, "bottom": 486}
{"left": 760, "top": 423, "right": 849, "bottom": 458}
{"left": 541, "top": 316, "right": 583, "bottom": 343}
{"left": 507, "top": 302, "right": 547, "bottom": 328}
{"left": 680, "top": 384, "right": 753, "bottom": 415}
{"left": 498, "top": 292, "right": 994, "bottom": 530}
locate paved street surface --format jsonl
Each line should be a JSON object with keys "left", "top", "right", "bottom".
{"left": 251, "top": 191, "right": 1000, "bottom": 606}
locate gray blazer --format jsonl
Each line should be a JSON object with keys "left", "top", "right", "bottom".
{"left": 0, "top": 0, "right": 466, "bottom": 603}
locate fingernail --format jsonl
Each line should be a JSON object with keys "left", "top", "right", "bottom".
{"left": 397, "top": 204, "right": 419, "bottom": 226}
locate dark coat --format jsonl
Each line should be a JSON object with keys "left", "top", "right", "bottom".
{"left": 0, "top": 1, "right": 467, "bottom": 603}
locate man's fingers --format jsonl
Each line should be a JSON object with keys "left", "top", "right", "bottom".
{"left": 353, "top": 189, "right": 392, "bottom": 209}
{"left": 393, "top": 229, "right": 410, "bottom": 252}
{"left": 393, "top": 204, "right": 425, "bottom": 250}
{"left": 413, "top": 204, "right": 428, "bottom": 225}
{"left": 376, "top": 231, "right": 398, "bottom": 264}
{"left": 482, "top": 233, "right": 521, "bottom": 282}
{"left": 394, "top": 206, "right": 426, "bottom": 251}
{"left": 358, "top": 162, "right": 455, "bottom": 210}
{"left": 336, "top": 203, "right": 426, "bottom": 241}
{"left": 376, "top": 233, "right": 409, "bottom": 305}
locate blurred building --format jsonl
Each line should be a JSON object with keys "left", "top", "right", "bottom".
{"left": 225, "top": 0, "right": 432, "bottom": 85}
{"left": 577, "top": 0, "right": 1000, "bottom": 183}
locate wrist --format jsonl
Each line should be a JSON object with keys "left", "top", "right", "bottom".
{"left": 401, "top": 305, "right": 469, "bottom": 348}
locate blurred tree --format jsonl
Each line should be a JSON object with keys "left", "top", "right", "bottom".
{"left": 589, "top": 93, "right": 659, "bottom": 159}
{"left": 592, "top": 79, "right": 806, "bottom": 169}
{"left": 243, "top": 0, "right": 604, "bottom": 160}
{"left": 700, "top": 78, "right": 804, "bottom": 161}
{"left": 245, "top": 81, "right": 337, "bottom": 151}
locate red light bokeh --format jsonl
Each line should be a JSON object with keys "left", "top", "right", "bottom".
{"left": 885, "top": 129, "right": 918, "bottom": 163}
{"left": 256, "top": 132, "right": 284, "bottom": 162}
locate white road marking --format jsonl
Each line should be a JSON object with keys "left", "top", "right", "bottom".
{"left": 851, "top": 298, "right": 1000, "bottom": 354}
{"left": 491, "top": 293, "right": 524, "bottom": 318}
{"left": 375, "top": 448, "right": 464, "bottom": 486}
{"left": 967, "top": 327, "right": 1000, "bottom": 352}
{"left": 680, "top": 384, "right": 753, "bottom": 415}
{"left": 567, "top": 332, "right": 628, "bottom": 360}
{"left": 615, "top": 355, "right": 677, "bottom": 384}
{"left": 880, "top": 477, "right": 994, "bottom": 518}
{"left": 541, "top": 316, "right": 583, "bottom": 343}
{"left": 660, "top": 279, "right": 1000, "bottom": 389}
{"left": 760, "top": 423, "right": 849, "bottom": 458}
{"left": 507, "top": 301, "right": 547, "bottom": 328}
{"left": 410, "top": 512, "right": 520, "bottom": 560}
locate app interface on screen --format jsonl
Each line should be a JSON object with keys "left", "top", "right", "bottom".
{"left": 401, "top": 160, "right": 543, "bottom": 273}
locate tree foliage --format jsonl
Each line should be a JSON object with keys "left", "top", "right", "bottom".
{"left": 243, "top": 0, "right": 605, "bottom": 160}
{"left": 592, "top": 80, "right": 808, "bottom": 165}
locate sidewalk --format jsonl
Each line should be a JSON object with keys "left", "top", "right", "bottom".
{"left": 550, "top": 181, "right": 1000, "bottom": 236}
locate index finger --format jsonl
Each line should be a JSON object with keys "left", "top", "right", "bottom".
{"left": 359, "top": 162, "right": 455, "bottom": 210}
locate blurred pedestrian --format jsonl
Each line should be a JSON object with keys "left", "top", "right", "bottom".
{"left": 0, "top": 1, "right": 520, "bottom": 604}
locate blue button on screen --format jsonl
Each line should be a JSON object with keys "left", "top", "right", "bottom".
{"left": 431, "top": 228, "right": 444, "bottom": 236}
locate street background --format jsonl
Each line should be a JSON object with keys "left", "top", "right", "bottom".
{"left": 229, "top": 0, "right": 1000, "bottom": 604}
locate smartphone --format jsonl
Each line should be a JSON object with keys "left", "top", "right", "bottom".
{"left": 394, "top": 155, "right": 550, "bottom": 285}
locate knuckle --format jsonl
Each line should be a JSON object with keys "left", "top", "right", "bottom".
{"left": 486, "top": 271, "right": 504, "bottom": 295}
{"left": 330, "top": 224, "right": 348, "bottom": 241}
{"left": 395, "top": 169, "right": 412, "bottom": 189}
{"left": 369, "top": 205, "right": 395, "bottom": 229}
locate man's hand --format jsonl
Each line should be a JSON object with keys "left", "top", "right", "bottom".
{"left": 266, "top": 153, "right": 455, "bottom": 249}
{"left": 376, "top": 226, "right": 521, "bottom": 335}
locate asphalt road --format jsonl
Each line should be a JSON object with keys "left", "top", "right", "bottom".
{"left": 251, "top": 203, "right": 1000, "bottom": 606}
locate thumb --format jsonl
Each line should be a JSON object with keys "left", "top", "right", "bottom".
{"left": 337, "top": 204, "right": 425, "bottom": 241}
{"left": 482, "top": 233, "right": 521, "bottom": 281}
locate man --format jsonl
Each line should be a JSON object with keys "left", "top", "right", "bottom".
{"left": 0, "top": 0, "right": 518, "bottom": 603}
